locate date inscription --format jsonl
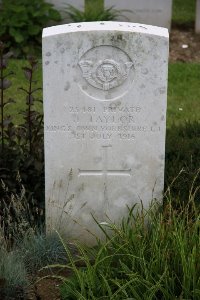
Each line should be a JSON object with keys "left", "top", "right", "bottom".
{"left": 45, "top": 105, "right": 161, "bottom": 140}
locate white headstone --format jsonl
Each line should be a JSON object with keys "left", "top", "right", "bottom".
{"left": 105, "top": 0, "right": 172, "bottom": 29}
{"left": 43, "top": 22, "right": 169, "bottom": 245}
{"left": 196, "top": 0, "right": 200, "bottom": 33}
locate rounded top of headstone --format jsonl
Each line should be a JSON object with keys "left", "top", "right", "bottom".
{"left": 43, "top": 21, "right": 169, "bottom": 39}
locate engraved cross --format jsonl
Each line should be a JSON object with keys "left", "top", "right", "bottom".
{"left": 78, "top": 145, "right": 131, "bottom": 178}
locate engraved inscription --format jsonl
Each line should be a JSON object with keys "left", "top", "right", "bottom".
{"left": 78, "top": 145, "right": 131, "bottom": 177}
{"left": 77, "top": 46, "right": 134, "bottom": 101}
{"left": 45, "top": 104, "right": 161, "bottom": 140}
{"left": 79, "top": 59, "right": 133, "bottom": 91}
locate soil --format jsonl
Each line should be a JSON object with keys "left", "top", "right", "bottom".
{"left": 170, "top": 27, "right": 200, "bottom": 62}
{"left": 21, "top": 27, "right": 200, "bottom": 300}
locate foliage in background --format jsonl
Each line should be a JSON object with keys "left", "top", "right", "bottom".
{"left": 64, "top": 0, "right": 128, "bottom": 23}
{"left": 0, "top": 0, "right": 61, "bottom": 56}
{"left": 0, "top": 42, "right": 44, "bottom": 243}
{"left": 165, "top": 121, "right": 200, "bottom": 204}
{"left": 168, "top": 63, "right": 200, "bottom": 127}
{"left": 56, "top": 196, "right": 200, "bottom": 299}
{"left": 172, "top": 0, "right": 196, "bottom": 26}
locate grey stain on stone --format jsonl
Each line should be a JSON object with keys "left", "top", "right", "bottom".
{"left": 161, "top": 115, "right": 165, "bottom": 121}
{"left": 45, "top": 61, "right": 50, "bottom": 65}
{"left": 94, "top": 157, "right": 102, "bottom": 163}
{"left": 136, "top": 164, "right": 142, "bottom": 170}
{"left": 159, "top": 87, "right": 166, "bottom": 94}
{"left": 46, "top": 52, "right": 51, "bottom": 57}
{"left": 64, "top": 82, "right": 71, "bottom": 91}
{"left": 105, "top": 93, "right": 111, "bottom": 100}
{"left": 142, "top": 68, "right": 149, "bottom": 75}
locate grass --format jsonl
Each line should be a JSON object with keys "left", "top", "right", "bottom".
{"left": 167, "top": 63, "right": 200, "bottom": 127}
{"left": 50, "top": 195, "right": 200, "bottom": 299}
{"left": 1, "top": 186, "right": 199, "bottom": 299}
{"left": 4, "top": 60, "right": 200, "bottom": 127}
{"left": 172, "top": 0, "right": 196, "bottom": 26}
{"left": 0, "top": 247, "right": 28, "bottom": 298}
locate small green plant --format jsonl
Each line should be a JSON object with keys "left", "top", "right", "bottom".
{"left": 17, "top": 231, "right": 68, "bottom": 274}
{"left": 19, "top": 57, "right": 43, "bottom": 155}
{"left": 0, "top": 247, "right": 29, "bottom": 299}
{"left": 0, "top": 230, "right": 71, "bottom": 299}
{"left": 0, "top": 41, "right": 14, "bottom": 154}
{"left": 0, "top": 0, "right": 61, "bottom": 56}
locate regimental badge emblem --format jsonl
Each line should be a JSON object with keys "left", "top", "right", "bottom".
{"left": 77, "top": 45, "right": 134, "bottom": 101}
{"left": 79, "top": 59, "right": 133, "bottom": 91}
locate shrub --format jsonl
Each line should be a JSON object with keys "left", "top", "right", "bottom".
{"left": 17, "top": 231, "right": 68, "bottom": 274}
{"left": 0, "top": 0, "right": 61, "bottom": 56}
{"left": 0, "top": 247, "right": 29, "bottom": 299}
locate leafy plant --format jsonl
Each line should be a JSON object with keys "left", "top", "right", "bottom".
{"left": 0, "top": 41, "right": 14, "bottom": 153}
{"left": 17, "top": 56, "right": 44, "bottom": 226}
{"left": 0, "top": 43, "right": 44, "bottom": 242}
{"left": 19, "top": 57, "right": 43, "bottom": 155}
{"left": 64, "top": 2, "right": 128, "bottom": 22}
{"left": 0, "top": 0, "right": 61, "bottom": 56}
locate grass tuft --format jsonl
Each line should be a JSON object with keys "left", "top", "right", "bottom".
{"left": 58, "top": 188, "right": 200, "bottom": 299}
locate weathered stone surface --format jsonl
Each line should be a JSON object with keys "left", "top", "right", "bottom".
{"left": 105, "top": 0, "right": 172, "bottom": 29}
{"left": 43, "top": 22, "right": 169, "bottom": 245}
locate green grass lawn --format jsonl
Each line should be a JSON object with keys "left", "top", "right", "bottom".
{"left": 172, "top": 0, "right": 196, "bottom": 25}
{"left": 168, "top": 63, "right": 200, "bottom": 127}
{"left": 4, "top": 60, "right": 200, "bottom": 127}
